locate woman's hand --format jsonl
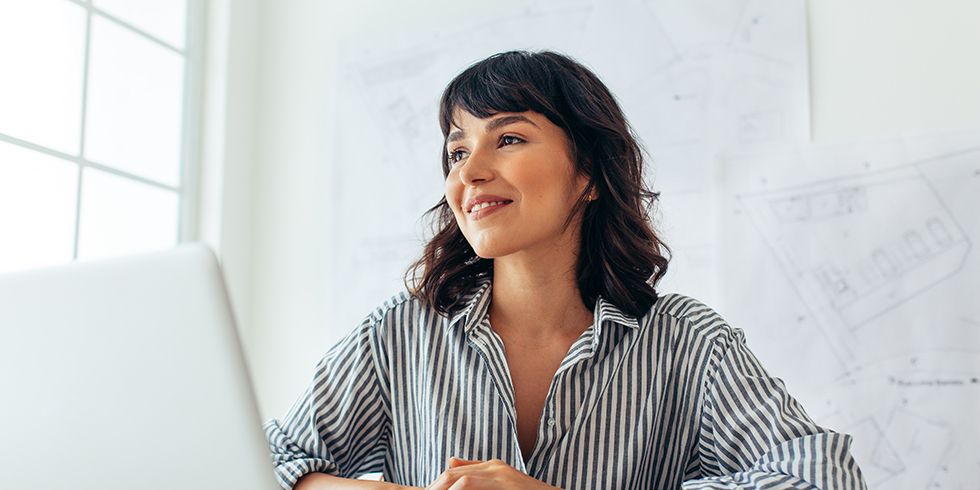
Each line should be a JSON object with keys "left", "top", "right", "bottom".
{"left": 423, "top": 457, "right": 562, "bottom": 490}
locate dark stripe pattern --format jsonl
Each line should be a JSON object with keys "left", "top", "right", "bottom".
{"left": 264, "top": 276, "right": 866, "bottom": 489}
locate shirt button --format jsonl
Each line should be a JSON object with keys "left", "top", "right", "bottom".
{"left": 547, "top": 417, "right": 556, "bottom": 427}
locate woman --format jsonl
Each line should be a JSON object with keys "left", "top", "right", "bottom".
{"left": 265, "top": 51, "right": 866, "bottom": 489}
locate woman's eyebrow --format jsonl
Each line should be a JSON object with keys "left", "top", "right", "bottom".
{"left": 446, "top": 130, "right": 466, "bottom": 144}
{"left": 485, "top": 114, "right": 538, "bottom": 133}
{"left": 446, "top": 115, "right": 539, "bottom": 144}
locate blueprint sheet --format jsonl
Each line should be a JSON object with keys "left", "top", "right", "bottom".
{"left": 718, "top": 131, "right": 980, "bottom": 489}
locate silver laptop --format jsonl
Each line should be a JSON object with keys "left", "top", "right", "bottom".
{"left": 0, "top": 244, "right": 280, "bottom": 489}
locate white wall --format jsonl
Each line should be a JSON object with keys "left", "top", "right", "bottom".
{"left": 808, "top": 0, "right": 980, "bottom": 141}
{"left": 197, "top": 0, "right": 259, "bottom": 374}
{"left": 201, "top": 0, "right": 980, "bottom": 420}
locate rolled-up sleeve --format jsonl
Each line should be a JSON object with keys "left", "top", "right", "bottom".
{"left": 263, "top": 317, "right": 391, "bottom": 489}
{"left": 682, "top": 328, "right": 866, "bottom": 489}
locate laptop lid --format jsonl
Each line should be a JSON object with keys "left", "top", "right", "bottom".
{"left": 0, "top": 244, "right": 279, "bottom": 489}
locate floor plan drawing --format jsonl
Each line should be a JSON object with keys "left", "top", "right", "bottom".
{"left": 721, "top": 139, "right": 980, "bottom": 489}
{"left": 816, "top": 351, "right": 980, "bottom": 489}
{"left": 736, "top": 163, "right": 971, "bottom": 333}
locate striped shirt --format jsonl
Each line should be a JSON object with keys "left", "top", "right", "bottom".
{"left": 264, "top": 276, "right": 866, "bottom": 489}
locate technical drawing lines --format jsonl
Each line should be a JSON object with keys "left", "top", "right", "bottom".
{"left": 818, "top": 351, "right": 980, "bottom": 489}
{"left": 736, "top": 160, "right": 972, "bottom": 334}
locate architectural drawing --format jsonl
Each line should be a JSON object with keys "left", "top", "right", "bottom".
{"left": 814, "top": 351, "right": 980, "bottom": 489}
{"left": 736, "top": 163, "right": 971, "bottom": 333}
{"left": 721, "top": 140, "right": 980, "bottom": 489}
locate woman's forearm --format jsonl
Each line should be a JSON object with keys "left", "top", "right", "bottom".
{"left": 294, "top": 472, "right": 416, "bottom": 490}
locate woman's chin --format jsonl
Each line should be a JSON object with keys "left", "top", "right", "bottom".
{"left": 471, "top": 245, "right": 515, "bottom": 261}
{"left": 472, "top": 250, "right": 500, "bottom": 260}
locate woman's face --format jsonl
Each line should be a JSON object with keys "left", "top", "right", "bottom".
{"left": 444, "top": 109, "right": 589, "bottom": 260}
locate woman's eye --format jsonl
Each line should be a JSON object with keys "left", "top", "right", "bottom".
{"left": 448, "top": 149, "right": 468, "bottom": 165}
{"left": 500, "top": 135, "right": 523, "bottom": 146}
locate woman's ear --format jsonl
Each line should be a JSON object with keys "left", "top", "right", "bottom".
{"left": 583, "top": 178, "right": 597, "bottom": 202}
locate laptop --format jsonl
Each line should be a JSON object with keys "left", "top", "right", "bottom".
{"left": 0, "top": 244, "right": 281, "bottom": 489}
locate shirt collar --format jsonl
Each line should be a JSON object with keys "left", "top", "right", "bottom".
{"left": 446, "top": 275, "right": 640, "bottom": 334}
{"left": 447, "top": 275, "right": 493, "bottom": 335}
{"left": 593, "top": 294, "right": 641, "bottom": 331}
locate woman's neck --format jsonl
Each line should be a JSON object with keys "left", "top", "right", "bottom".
{"left": 488, "top": 251, "right": 594, "bottom": 342}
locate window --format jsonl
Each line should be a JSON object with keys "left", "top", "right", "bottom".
{"left": 0, "top": 0, "right": 200, "bottom": 273}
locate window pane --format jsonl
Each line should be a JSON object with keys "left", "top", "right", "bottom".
{"left": 85, "top": 16, "right": 184, "bottom": 187}
{"left": 0, "top": 0, "right": 86, "bottom": 154}
{"left": 76, "top": 168, "right": 178, "bottom": 261}
{"left": 0, "top": 141, "right": 78, "bottom": 273}
{"left": 93, "top": 0, "right": 187, "bottom": 49}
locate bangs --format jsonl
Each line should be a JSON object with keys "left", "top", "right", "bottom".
{"left": 438, "top": 51, "right": 558, "bottom": 136}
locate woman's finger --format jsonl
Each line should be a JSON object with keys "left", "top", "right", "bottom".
{"left": 448, "top": 456, "right": 483, "bottom": 468}
{"left": 447, "top": 475, "right": 493, "bottom": 489}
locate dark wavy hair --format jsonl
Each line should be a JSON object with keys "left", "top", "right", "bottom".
{"left": 404, "top": 50, "right": 669, "bottom": 318}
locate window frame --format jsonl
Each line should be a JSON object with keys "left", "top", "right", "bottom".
{"left": 0, "top": 0, "right": 204, "bottom": 265}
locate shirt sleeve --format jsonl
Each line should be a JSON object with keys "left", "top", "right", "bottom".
{"left": 263, "top": 317, "right": 392, "bottom": 489}
{"left": 681, "top": 328, "right": 867, "bottom": 489}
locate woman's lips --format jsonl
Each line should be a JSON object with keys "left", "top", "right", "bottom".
{"left": 469, "top": 201, "right": 512, "bottom": 221}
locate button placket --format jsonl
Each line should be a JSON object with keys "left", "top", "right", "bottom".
{"left": 528, "top": 382, "right": 564, "bottom": 476}
{"left": 466, "top": 323, "right": 522, "bottom": 462}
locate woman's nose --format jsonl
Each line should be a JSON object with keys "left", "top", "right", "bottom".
{"left": 458, "top": 147, "right": 495, "bottom": 185}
